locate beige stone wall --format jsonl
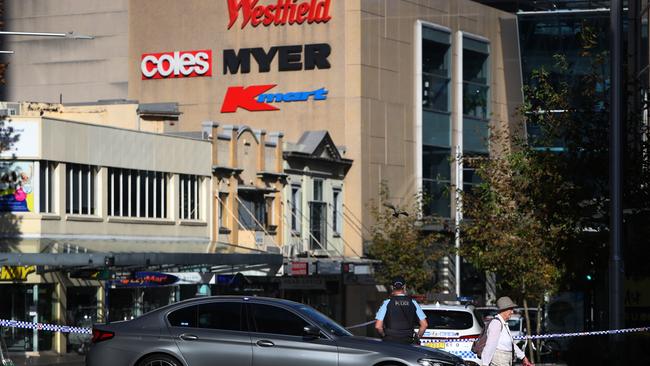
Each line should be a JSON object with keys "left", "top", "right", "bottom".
{"left": 127, "top": 0, "right": 521, "bottom": 257}
{"left": 3, "top": 0, "right": 129, "bottom": 103}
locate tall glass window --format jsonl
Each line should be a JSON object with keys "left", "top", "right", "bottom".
{"left": 108, "top": 168, "right": 168, "bottom": 219}
{"left": 66, "top": 164, "right": 96, "bottom": 215}
{"left": 39, "top": 161, "right": 56, "bottom": 214}
{"left": 290, "top": 185, "right": 301, "bottom": 232}
{"left": 462, "top": 36, "right": 490, "bottom": 155}
{"left": 179, "top": 174, "right": 200, "bottom": 220}
{"left": 462, "top": 36, "right": 490, "bottom": 196}
{"left": 422, "top": 26, "right": 452, "bottom": 217}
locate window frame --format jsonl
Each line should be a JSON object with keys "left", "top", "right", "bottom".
{"left": 245, "top": 302, "right": 327, "bottom": 339}
{"left": 65, "top": 163, "right": 97, "bottom": 216}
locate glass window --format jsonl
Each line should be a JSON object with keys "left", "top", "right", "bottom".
{"left": 423, "top": 310, "right": 473, "bottom": 329}
{"left": 295, "top": 305, "right": 351, "bottom": 337}
{"left": 463, "top": 118, "right": 489, "bottom": 154}
{"left": 290, "top": 185, "right": 301, "bottom": 232}
{"left": 238, "top": 191, "right": 265, "bottom": 230}
{"left": 39, "top": 161, "right": 56, "bottom": 214}
{"left": 198, "top": 302, "right": 243, "bottom": 331}
{"left": 168, "top": 306, "right": 198, "bottom": 328}
{"left": 249, "top": 304, "right": 309, "bottom": 337}
{"left": 309, "top": 201, "right": 327, "bottom": 250}
{"left": 180, "top": 174, "right": 200, "bottom": 220}
{"left": 332, "top": 189, "right": 341, "bottom": 234}
{"left": 218, "top": 193, "right": 228, "bottom": 229}
{"left": 313, "top": 179, "right": 323, "bottom": 201}
{"left": 462, "top": 40, "right": 490, "bottom": 120}
{"left": 421, "top": 24, "right": 453, "bottom": 219}
{"left": 108, "top": 168, "right": 168, "bottom": 219}
{"left": 66, "top": 164, "right": 96, "bottom": 215}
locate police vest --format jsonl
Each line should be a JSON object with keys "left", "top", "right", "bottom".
{"left": 384, "top": 295, "right": 417, "bottom": 338}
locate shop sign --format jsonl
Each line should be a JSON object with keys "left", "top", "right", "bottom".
{"left": 109, "top": 271, "right": 179, "bottom": 288}
{"left": 0, "top": 265, "right": 35, "bottom": 281}
{"left": 141, "top": 50, "right": 212, "bottom": 79}
{"left": 280, "top": 277, "right": 325, "bottom": 290}
{"left": 221, "top": 84, "right": 328, "bottom": 113}
{"left": 223, "top": 43, "right": 330, "bottom": 74}
{"left": 69, "top": 269, "right": 115, "bottom": 280}
{"left": 1, "top": 120, "right": 40, "bottom": 158}
{"left": 290, "top": 261, "right": 308, "bottom": 276}
{"left": 227, "top": 0, "right": 332, "bottom": 30}
{"left": 0, "top": 162, "right": 35, "bottom": 213}
{"left": 316, "top": 261, "right": 341, "bottom": 274}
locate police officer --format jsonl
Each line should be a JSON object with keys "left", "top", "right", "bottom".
{"left": 374, "top": 276, "right": 428, "bottom": 344}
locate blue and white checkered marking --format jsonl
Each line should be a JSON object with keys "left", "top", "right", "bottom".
{"left": 0, "top": 319, "right": 91, "bottom": 334}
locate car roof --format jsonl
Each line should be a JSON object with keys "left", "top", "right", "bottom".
{"left": 173, "top": 295, "right": 305, "bottom": 307}
{"left": 419, "top": 303, "right": 476, "bottom": 312}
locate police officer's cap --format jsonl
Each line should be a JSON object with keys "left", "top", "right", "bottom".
{"left": 392, "top": 276, "right": 406, "bottom": 289}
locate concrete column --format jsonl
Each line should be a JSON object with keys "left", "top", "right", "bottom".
{"left": 52, "top": 282, "right": 67, "bottom": 354}
{"left": 96, "top": 284, "right": 105, "bottom": 323}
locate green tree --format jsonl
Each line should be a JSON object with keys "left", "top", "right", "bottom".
{"left": 459, "top": 26, "right": 609, "bottom": 361}
{"left": 368, "top": 184, "right": 452, "bottom": 294}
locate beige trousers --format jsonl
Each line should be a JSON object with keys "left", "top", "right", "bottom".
{"left": 489, "top": 350, "right": 513, "bottom": 366}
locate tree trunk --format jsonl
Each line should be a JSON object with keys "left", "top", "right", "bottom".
{"left": 523, "top": 297, "right": 535, "bottom": 361}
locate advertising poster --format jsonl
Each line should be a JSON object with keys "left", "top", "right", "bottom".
{"left": 0, "top": 161, "right": 35, "bottom": 212}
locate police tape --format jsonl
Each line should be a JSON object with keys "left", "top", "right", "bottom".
{"left": 419, "top": 326, "right": 650, "bottom": 342}
{"left": 345, "top": 320, "right": 650, "bottom": 341}
{"left": 0, "top": 319, "right": 91, "bottom": 335}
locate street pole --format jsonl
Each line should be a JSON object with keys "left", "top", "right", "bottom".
{"left": 609, "top": 0, "right": 624, "bottom": 352}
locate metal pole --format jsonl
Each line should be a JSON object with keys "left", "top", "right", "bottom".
{"left": 609, "top": 0, "right": 624, "bottom": 345}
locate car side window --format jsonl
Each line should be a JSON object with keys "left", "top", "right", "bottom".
{"left": 198, "top": 302, "right": 243, "bottom": 331}
{"left": 249, "top": 303, "right": 309, "bottom": 337}
{"left": 168, "top": 305, "right": 198, "bottom": 328}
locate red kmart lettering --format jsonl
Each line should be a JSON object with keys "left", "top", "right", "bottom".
{"left": 221, "top": 84, "right": 328, "bottom": 113}
{"left": 227, "top": 0, "right": 332, "bottom": 30}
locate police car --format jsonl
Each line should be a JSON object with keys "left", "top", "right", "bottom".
{"left": 417, "top": 303, "right": 484, "bottom": 366}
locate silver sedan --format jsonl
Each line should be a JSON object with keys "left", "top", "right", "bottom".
{"left": 86, "top": 296, "right": 464, "bottom": 366}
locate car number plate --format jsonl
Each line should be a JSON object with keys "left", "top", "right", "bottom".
{"left": 424, "top": 342, "right": 445, "bottom": 349}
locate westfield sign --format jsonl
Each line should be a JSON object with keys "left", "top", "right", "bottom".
{"left": 227, "top": 0, "right": 332, "bottom": 29}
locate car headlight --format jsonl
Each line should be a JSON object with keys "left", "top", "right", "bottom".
{"left": 417, "top": 358, "right": 445, "bottom": 366}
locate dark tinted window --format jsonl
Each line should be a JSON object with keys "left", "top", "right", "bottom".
{"left": 424, "top": 310, "right": 474, "bottom": 329}
{"left": 250, "top": 304, "right": 309, "bottom": 336}
{"left": 168, "top": 306, "right": 198, "bottom": 327}
{"left": 198, "top": 302, "right": 243, "bottom": 331}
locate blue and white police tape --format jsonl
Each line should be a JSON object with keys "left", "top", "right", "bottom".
{"left": 420, "top": 325, "right": 650, "bottom": 342}
{"left": 346, "top": 320, "right": 650, "bottom": 341}
{"left": 0, "top": 319, "right": 91, "bottom": 335}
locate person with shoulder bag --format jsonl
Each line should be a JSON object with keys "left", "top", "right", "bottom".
{"left": 475, "top": 297, "right": 534, "bottom": 366}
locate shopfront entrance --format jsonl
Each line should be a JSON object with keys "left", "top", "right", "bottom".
{"left": 0, "top": 284, "right": 53, "bottom": 352}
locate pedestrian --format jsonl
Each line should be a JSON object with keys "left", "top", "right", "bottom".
{"left": 374, "top": 276, "right": 428, "bottom": 344}
{"left": 481, "top": 296, "right": 534, "bottom": 366}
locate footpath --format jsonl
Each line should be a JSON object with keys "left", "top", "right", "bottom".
{"left": 8, "top": 353, "right": 84, "bottom": 366}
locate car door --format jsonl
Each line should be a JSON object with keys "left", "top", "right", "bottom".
{"left": 247, "top": 302, "right": 338, "bottom": 366}
{"left": 167, "top": 300, "right": 252, "bottom": 366}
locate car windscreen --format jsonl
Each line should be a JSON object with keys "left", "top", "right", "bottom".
{"left": 423, "top": 310, "right": 474, "bottom": 329}
{"left": 296, "top": 305, "right": 352, "bottom": 336}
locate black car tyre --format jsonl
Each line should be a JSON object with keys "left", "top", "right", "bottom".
{"left": 138, "top": 354, "right": 181, "bottom": 366}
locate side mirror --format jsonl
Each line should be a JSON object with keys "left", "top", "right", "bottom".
{"left": 303, "top": 325, "right": 321, "bottom": 338}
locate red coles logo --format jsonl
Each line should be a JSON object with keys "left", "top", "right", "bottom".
{"left": 141, "top": 50, "right": 212, "bottom": 79}
{"left": 227, "top": 0, "right": 332, "bottom": 30}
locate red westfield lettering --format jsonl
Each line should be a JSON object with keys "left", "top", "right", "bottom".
{"left": 227, "top": 0, "right": 332, "bottom": 30}
{"left": 221, "top": 84, "right": 279, "bottom": 113}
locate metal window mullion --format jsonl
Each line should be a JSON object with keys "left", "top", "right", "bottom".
{"left": 110, "top": 169, "right": 114, "bottom": 216}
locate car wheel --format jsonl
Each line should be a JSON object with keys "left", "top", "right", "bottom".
{"left": 138, "top": 354, "right": 181, "bottom": 366}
